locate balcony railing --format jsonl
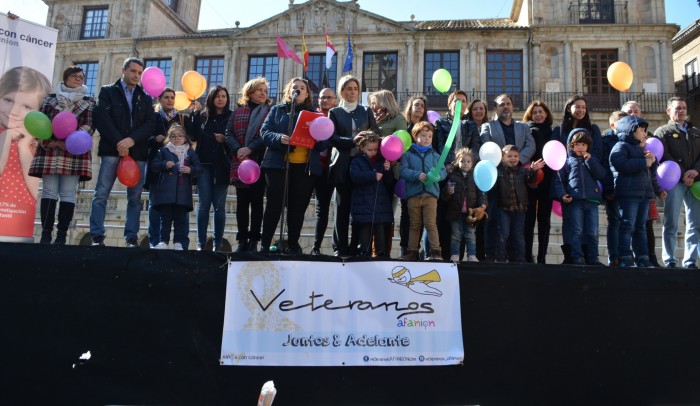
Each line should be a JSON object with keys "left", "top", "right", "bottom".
{"left": 568, "top": 1, "right": 628, "bottom": 24}
{"left": 61, "top": 22, "right": 113, "bottom": 41}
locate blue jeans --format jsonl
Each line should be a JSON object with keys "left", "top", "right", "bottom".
{"left": 450, "top": 214, "right": 476, "bottom": 257}
{"left": 661, "top": 181, "right": 700, "bottom": 267}
{"left": 568, "top": 200, "right": 600, "bottom": 263}
{"left": 41, "top": 174, "right": 80, "bottom": 203}
{"left": 196, "top": 166, "right": 229, "bottom": 246}
{"left": 90, "top": 156, "right": 146, "bottom": 241}
{"left": 604, "top": 198, "right": 620, "bottom": 263}
{"left": 497, "top": 210, "right": 526, "bottom": 262}
{"left": 618, "top": 198, "right": 649, "bottom": 261}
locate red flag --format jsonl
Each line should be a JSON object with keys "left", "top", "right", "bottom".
{"left": 302, "top": 35, "right": 309, "bottom": 73}
{"left": 325, "top": 32, "right": 336, "bottom": 70}
{"left": 277, "top": 35, "right": 303, "bottom": 65}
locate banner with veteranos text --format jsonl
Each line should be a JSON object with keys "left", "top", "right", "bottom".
{"left": 0, "top": 13, "right": 57, "bottom": 242}
{"left": 221, "top": 261, "right": 464, "bottom": 366}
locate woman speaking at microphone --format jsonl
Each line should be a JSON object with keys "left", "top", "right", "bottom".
{"left": 259, "top": 77, "right": 328, "bottom": 254}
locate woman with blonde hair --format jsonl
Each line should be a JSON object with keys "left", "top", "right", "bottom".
{"left": 368, "top": 90, "right": 405, "bottom": 136}
{"left": 225, "top": 77, "right": 272, "bottom": 252}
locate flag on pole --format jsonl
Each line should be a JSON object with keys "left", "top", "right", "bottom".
{"left": 325, "top": 32, "right": 336, "bottom": 70}
{"left": 277, "top": 35, "right": 303, "bottom": 65}
{"left": 343, "top": 33, "right": 353, "bottom": 73}
{"left": 302, "top": 34, "right": 309, "bottom": 73}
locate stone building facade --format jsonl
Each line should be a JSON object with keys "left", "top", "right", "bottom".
{"left": 36, "top": 0, "right": 683, "bottom": 258}
{"left": 672, "top": 18, "right": 700, "bottom": 120}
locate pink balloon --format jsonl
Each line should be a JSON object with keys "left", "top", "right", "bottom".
{"left": 427, "top": 110, "right": 441, "bottom": 124}
{"left": 381, "top": 135, "right": 404, "bottom": 161}
{"left": 141, "top": 66, "right": 166, "bottom": 97}
{"left": 65, "top": 130, "right": 92, "bottom": 155}
{"left": 51, "top": 111, "right": 78, "bottom": 140}
{"left": 309, "top": 116, "right": 334, "bottom": 141}
{"left": 543, "top": 140, "right": 567, "bottom": 171}
{"left": 238, "top": 159, "right": 261, "bottom": 185}
{"left": 552, "top": 200, "right": 562, "bottom": 218}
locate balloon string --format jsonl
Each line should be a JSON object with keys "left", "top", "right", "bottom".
{"left": 425, "top": 100, "right": 461, "bottom": 186}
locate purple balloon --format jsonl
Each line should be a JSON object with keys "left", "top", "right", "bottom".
{"left": 645, "top": 137, "right": 664, "bottom": 162}
{"left": 394, "top": 178, "right": 406, "bottom": 199}
{"left": 65, "top": 130, "right": 92, "bottom": 155}
{"left": 309, "top": 116, "right": 334, "bottom": 141}
{"left": 381, "top": 135, "right": 404, "bottom": 162}
{"left": 657, "top": 160, "right": 681, "bottom": 191}
{"left": 51, "top": 111, "right": 78, "bottom": 140}
{"left": 427, "top": 110, "right": 441, "bottom": 124}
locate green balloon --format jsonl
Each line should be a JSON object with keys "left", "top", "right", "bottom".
{"left": 24, "top": 111, "right": 52, "bottom": 140}
{"left": 432, "top": 69, "right": 452, "bottom": 94}
{"left": 691, "top": 181, "right": 700, "bottom": 201}
{"left": 395, "top": 130, "right": 412, "bottom": 153}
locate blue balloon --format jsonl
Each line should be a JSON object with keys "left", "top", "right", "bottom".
{"left": 474, "top": 160, "right": 497, "bottom": 192}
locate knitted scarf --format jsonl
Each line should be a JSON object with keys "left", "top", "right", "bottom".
{"left": 165, "top": 142, "right": 189, "bottom": 169}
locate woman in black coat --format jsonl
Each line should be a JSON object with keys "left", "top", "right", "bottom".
{"left": 328, "top": 75, "right": 378, "bottom": 256}
{"left": 189, "top": 85, "right": 233, "bottom": 251}
{"left": 523, "top": 100, "right": 555, "bottom": 264}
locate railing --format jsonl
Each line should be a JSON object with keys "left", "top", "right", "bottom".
{"left": 61, "top": 22, "right": 113, "bottom": 41}
{"left": 568, "top": 1, "right": 628, "bottom": 24}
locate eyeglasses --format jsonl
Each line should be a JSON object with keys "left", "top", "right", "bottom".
{"left": 169, "top": 135, "right": 185, "bottom": 139}
{"left": 319, "top": 96, "right": 336, "bottom": 100}
{"left": 69, "top": 74, "right": 85, "bottom": 80}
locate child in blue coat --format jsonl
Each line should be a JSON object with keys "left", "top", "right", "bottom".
{"left": 149, "top": 125, "right": 202, "bottom": 250}
{"left": 609, "top": 116, "right": 666, "bottom": 268}
{"left": 554, "top": 129, "right": 607, "bottom": 265}
{"left": 350, "top": 131, "right": 394, "bottom": 257}
{"left": 399, "top": 121, "right": 447, "bottom": 261}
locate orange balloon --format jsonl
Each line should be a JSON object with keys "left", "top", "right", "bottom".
{"left": 607, "top": 61, "right": 633, "bottom": 92}
{"left": 174, "top": 91, "right": 191, "bottom": 111}
{"left": 182, "top": 71, "right": 207, "bottom": 99}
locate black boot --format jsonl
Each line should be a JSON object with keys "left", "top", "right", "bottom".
{"left": 248, "top": 240, "right": 258, "bottom": 253}
{"left": 53, "top": 202, "right": 75, "bottom": 245}
{"left": 649, "top": 254, "right": 661, "bottom": 267}
{"left": 235, "top": 240, "right": 248, "bottom": 253}
{"left": 560, "top": 244, "right": 572, "bottom": 264}
{"left": 39, "top": 198, "right": 57, "bottom": 244}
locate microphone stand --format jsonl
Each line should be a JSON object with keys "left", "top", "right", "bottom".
{"left": 278, "top": 93, "right": 298, "bottom": 253}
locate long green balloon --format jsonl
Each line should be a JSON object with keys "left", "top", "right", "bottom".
{"left": 425, "top": 100, "right": 461, "bottom": 186}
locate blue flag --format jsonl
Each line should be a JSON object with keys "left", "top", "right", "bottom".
{"left": 343, "top": 33, "right": 353, "bottom": 72}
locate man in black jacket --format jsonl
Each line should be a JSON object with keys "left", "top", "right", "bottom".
{"left": 89, "top": 57, "right": 155, "bottom": 247}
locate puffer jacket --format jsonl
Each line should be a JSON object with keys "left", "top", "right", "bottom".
{"left": 328, "top": 105, "right": 378, "bottom": 184}
{"left": 149, "top": 147, "right": 202, "bottom": 211}
{"left": 655, "top": 120, "right": 700, "bottom": 176}
{"left": 349, "top": 153, "right": 395, "bottom": 224}
{"left": 399, "top": 145, "right": 447, "bottom": 199}
{"left": 435, "top": 114, "right": 481, "bottom": 163}
{"left": 609, "top": 128, "right": 661, "bottom": 199}
{"left": 600, "top": 128, "right": 619, "bottom": 196}
{"left": 553, "top": 130, "right": 606, "bottom": 201}
{"left": 441, "top": 168, "right": 485, "bottom": 221}
{"left": 260, "top": 103, "right": 328, "bottom": 176}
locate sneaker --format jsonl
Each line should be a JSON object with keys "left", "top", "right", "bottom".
{"left": 619, "top": 257, "right": 637, "bottom": 268}
{"left": 125, "top": 238, "right": 139, "bottom": 248}
{"left": 310, "top": 248, "right": 322, "bottom": 256}
{"left": 153, "top": 242, "right": 168, "bottom": 249}
{"left": 467, "top": 255, "right": 479, "bottom": 262}
{"left": 196, "top": 243, "right": 205, "bottom": 251}
{"left": 449, "top": 255, "right": 460, "bottom": 262}
{"left": 172, "top": 242, "right": 183, "bottom": 251}
{"left": 91, "top": 236, "right": 105, "bottom": 246}
{"left": 667, "top": 262, "right": 676, "bottom": 268}
{"left": 685, "top": 263, "right": 698, "bottom": 269}
{"left": 636, "top": 258, "right": 653, "bottom": 268}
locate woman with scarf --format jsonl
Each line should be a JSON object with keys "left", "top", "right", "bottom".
{"left": 259, "top": 77, "right": 327, "bottom": 254}
{"left": 328, "top": 75, "right": 378, "bottom": 256}
{"left": 369, "top": 90, "right": 405, "bottom": 137}
{"left": 225, "top": 77, "right": 271, "bottom": 253}
{"left": 145, "top": 88, "right": 188, "bottom": 248}
{"left": 29, "top": 66, "right": 94, "bottom": 245}
{"left": 189, "top": 85, "right": 233, "bottom": 251}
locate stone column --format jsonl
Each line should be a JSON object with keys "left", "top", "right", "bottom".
{"left": 522, "top": 43, "right": 530, "bottom": 97}
{"left": 563, "top": 41, "right": 571, "bottom": 92}
{"left": 532, "top": 41, "right": 540, "bottom": 92}
{"left": 478, "top": 46, "right": 486, "bottom": 93}
{"left": 459, "top": 42, "right": 468, "bottom": 91}
{"left": 406, "top": 38, "right": 415, "bottom": 93}
{"left": 468, "top": 42, "right": 476, "bottom": 92}
{"left": 658, "top": 40, "right": 668, "bottom": 93}
{"left": 223, "top": 47, "right": 232, "bottom": 90}
{"left": 627, "top": 40, "right": 637, "bottom": 93}
{"left": 230, "top": 44, "right": 239, "bottom": 90}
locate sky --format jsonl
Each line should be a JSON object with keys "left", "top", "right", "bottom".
{"left": 6, "top": 0, "right": 700, "bottom": 31}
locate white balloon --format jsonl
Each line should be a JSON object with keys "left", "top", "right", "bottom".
{"left": 479, "top": 141, "right": 502, "bottom": 167}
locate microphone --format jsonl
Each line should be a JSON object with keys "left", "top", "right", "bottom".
{"left": 292, "top": 89, "right": 301, "bottom": 98}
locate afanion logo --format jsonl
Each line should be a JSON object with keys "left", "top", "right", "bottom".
{"left": 388, "top": 266, "right": 442, "bottom": 297}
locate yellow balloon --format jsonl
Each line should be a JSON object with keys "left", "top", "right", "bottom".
{"left": 182, "top": 71, "right": 207, "bottom": 99}
{"left": 607, "top": 61, "right": 633, "bottom": 92}
{"left": 174, "top": 91, "right": 191, "bottom": 111}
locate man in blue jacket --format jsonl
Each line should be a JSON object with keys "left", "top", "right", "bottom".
{"left": 90, "top": 57, "right": 155, "bottom": 247}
